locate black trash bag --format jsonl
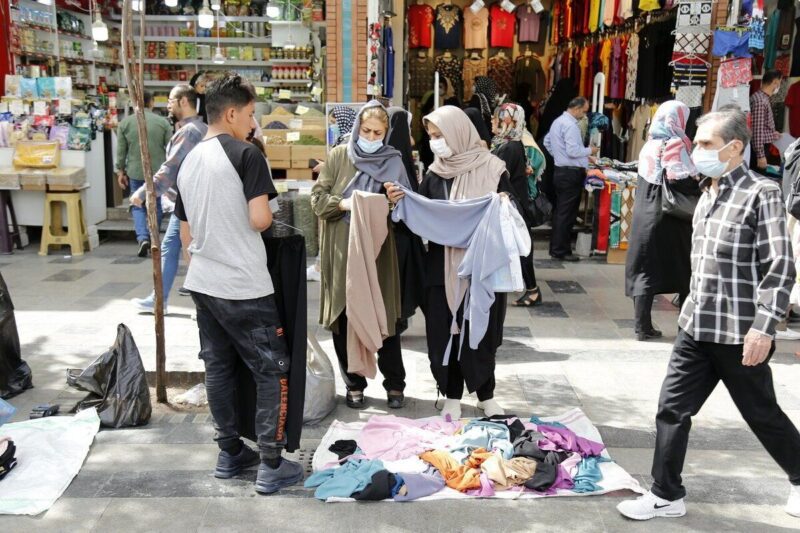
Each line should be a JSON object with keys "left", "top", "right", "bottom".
{"left": 66, "top": 324, "right": 152, "bottom": 428}
{"left": 0, "top": 272, "right": 33, "bottom": 399}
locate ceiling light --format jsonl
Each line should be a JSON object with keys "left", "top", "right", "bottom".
{"left": 165, "top": 0, "right": 178, "bottom": 7}
{"left": 198, "top": 2, "right": 214, "bottom": 28}
{"left": 470, "top": 0, "right": 484, "bottom": 13}
{"left": 213, "top": 47, "right": 225, "bottom": 64}
{"left": 210, "top": 0, "right": 220, "bottom": 10}
{"left": 501, "top": 0, "right": 516, "bottom": 12}
{"left": 91, "top": 13, "right": 109, "bottom": 41}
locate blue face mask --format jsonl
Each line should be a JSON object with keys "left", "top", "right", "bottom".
{"left": 357, "top": 136, "right": 384, "bottom": 154}
{"left": 691, "top": 141, "right": 733, "bottom": 178}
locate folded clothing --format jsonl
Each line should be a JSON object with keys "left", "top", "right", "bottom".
{"left": 329, "top": 439, "right": 358, "bottom": 460}
{"left": 0, "top": 437, "right": 17, "bottom": 481}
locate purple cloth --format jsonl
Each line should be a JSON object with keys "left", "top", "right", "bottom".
{"left": 357, "top": 415, "right": 462, "bottom": 461}
{"left": 394, "top": 472, "right": 446, "bottom": 501}
{"left": 465, "top": 472, "right": 496, "bottom": 497}
{"left": 536, "top": 424, "right": 606, "bottom": 458}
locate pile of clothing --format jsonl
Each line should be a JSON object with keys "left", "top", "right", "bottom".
{"left": 305, "top": 414, "right": 614, "bottom": 501}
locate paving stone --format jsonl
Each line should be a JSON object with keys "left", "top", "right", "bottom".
{"left": 111, "top": 256, "right": 148, "bottom": 265}
{"left": 49, "top": 256, "right": 87, "bottom": 264}
{"left": 534, "top": 259, "right": 566, "bottom": 270}
{"left": 87, "top": 282, "right": 141, "bottom": 298}
{"left": 527, "top": 301, "right": 569, "bottom": 318}
{"left": 93, "top": 498, "right": 210, "bottom": 532}
{"left": 42, "top": 269, "right": 94, "bottom": 282}
{"left": 503, "top": 326, "right": 532, "bottom": 337}
{"left": 547, "top": 280, "right": 587, "bottom": 294}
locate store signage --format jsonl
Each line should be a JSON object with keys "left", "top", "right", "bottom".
{"left": 295, "top": 105, "right": 310, "bottom": 115}
{"left": 311, "top": 87, "right": 323, "bottom": 96}
{"left": 279, "top": 89, "right": 292, "bottom": 100}
{"left": 289, "top": 118, "right": 303, "bottom": 129}
{"left": 287, "top": 131, "right": 301, "bottom": 142}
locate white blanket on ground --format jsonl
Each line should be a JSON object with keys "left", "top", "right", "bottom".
{"left": 312, "top": 408, "right": 644, "bottom": 502}
{"left": 0, "top": 409, "right": 100, "bottom": 515}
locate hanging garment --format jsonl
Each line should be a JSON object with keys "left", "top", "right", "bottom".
{"left": 488, "top": 55, "right": 515, "bottom": 99}
{"left": 719, "top": 58, "right": 753, "bottom": 88}
{"left": 408, "top": 4, "right": 435, "bottom": 48}
{"left": 777, "top": 1, "right": 796, "bottom": 51}
{"left": 463, "top": 56, "right": 488, "bottom": 101}
{"left": 383, "top": 25, "right": 395, "bottom": 98}
{"left": 490, "top": 4, "right": 516, "bottom": 48}
{"left": 434, "top": 4, "right": 463, "bottom": 50}
{"left": 625, "top": 33, "right": 639, "bottom": 101}
{"left": 514, "top": 57, "right": 547, "bottom": 104}
{"left": 517, "top": 5, "right": 542, "bottom": 43}
{"left": 235, "top": 234, "right": 307, "bottom": 452}
{"left": 675, "top": 86, "right": 706, "bottom": 108}
{"left": 672, "top": 32, "right": 711, "bottom": 56}
{"left": 435, "top": 55, "right": 464, "bottom": 100}
{"left": 712, "top": 30, "right": 752, "bottom": 58}
{"left": 409, "top": 55, "right": 435, "bottom": 99}
{"left": 464, "top": 6, "right": 489, "bottom": 49}
{"left": 675, "top": 0, "right": 713, "bottom": 30}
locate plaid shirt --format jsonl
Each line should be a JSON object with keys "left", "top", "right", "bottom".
{"left": 678, "top": 164, "right": 795, "bottom": 344}
{"left": 750, "top": 90, "right": 780, "bottom": 159}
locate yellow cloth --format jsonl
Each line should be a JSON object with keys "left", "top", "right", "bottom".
{"left": 600, "top": 39, "right": 613, "bottom": 96}
{"left": 589, "top": 0, "right": 602, "bottom": 32}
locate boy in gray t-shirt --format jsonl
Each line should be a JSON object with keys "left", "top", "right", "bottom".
{"left": 174, "top": 74, "right": 302, "bottom": 495}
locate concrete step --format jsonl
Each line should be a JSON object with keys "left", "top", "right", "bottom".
{"left": 97, "top": 217, "right": 170, "bottom": 233}
{"left": 106, "top": 205, "right": 131, "bottom": 221}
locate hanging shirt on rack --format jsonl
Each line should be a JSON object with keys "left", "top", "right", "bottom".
{"left": 409, "top": 54, "right": 435, "bottom": 98}
{"left": 792, "top": 17, "right": 800, "bottom": 76}
{"left": 600, "top": 39, "right": 613, "bottom": 96}
{"left": 609, "top": 37, "right": 624, "bottom": 99}
{"left": 464, "top": 6, "right": 489, "bottom": 49}
{"left": 618, "top": 0, "right": 634, "bottom": 22}
{"left": 589, "top": 0, "right": 602, "bottom": 32}
{"left": 488, "top": 55, "right": 515, "bottom": 98}
{"left": 435, "top": 54, "right": 464, "bottom": 99}
{"left": 517, "top": 6, "right": 542, "bottom": 43}
{"left": 639, "top": 0, "right": 661, "bottom": 12}
{"left": 463, "top": 56, "right": 489, "bottom": 101}
{"left": 776, "top": 0, "right": 795, "bottom": 51}
{"left": 784, "top": 81, "right": 800, "bottom": 137}
{"left": 490, "top": 4, "right": 516, "bottom": 48}
{"left": 625, "top": 33, "right": 639, "bottom": 101}
{"left": 515, "top": 56, "right": 547, "bottom": 103}
{"left": 434, "top": 4, "right": 463, "bottom": 50}
{"left": 408, "top": 4, "right": 435, "bottom": 49}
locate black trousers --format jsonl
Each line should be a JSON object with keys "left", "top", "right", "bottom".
{"left": 550, "top": 167, "right": 586, "bottom": 258}
{"left": 521, "top": 228, "right": 537, "bottom": 290}
{"left": 651, "top": 328, "right": 800, "bottom": 501}
{"left": 331, "top": 311, "right": 406, "bottom": 393}
{"left": 191, "top": 292, "right": 288, "bottom": 459}
{"left": 633, "top": 294, "right": 655, "bottom": 333}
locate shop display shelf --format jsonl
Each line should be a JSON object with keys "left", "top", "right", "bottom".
{"left": 141, "top": 58, "right": 271, "bottom": 66}
{"left": 15, "top": 22, "right": 55, "bottom": 33}
{"left": 144, "top": 79, "right": 270, "bottom": 87}
{"left": 61, "top": 56, "right": 93, "bottom": 65}
{"left": 93, "top": 60, "right": 120, "bottom": 68}
{"left": 73, "top": 82, "right": 94, "bottom": 89}
{"left": 141, "top": 36, "right": 272, "bottom": 43}
{"left": 57, "top": 29, "right": 92, "bottom": 40}
{"left": 268, "top": 58, "right": 313, "bottom": 64}
{"left": 267, "top": 79, "right": 313, "bottom": 85}
{"left": 113, "top": 15, "right": 273, "bottom": 22}
{"left": 12, "top": 49, "right": 58, "bottom": 61}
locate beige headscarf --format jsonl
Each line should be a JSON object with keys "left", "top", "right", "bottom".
{"left": 423, "top": 105, "right": 507, "bottom": 316}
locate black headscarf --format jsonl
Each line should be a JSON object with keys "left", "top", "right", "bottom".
{"left": 464, "top": 107, "right": 493, "bottom": 147}
{"left": 537, "top": 77, "right": 578, "bottom": 142}
{"left": 386, "top": 107, "right": 418, "bottom": 192}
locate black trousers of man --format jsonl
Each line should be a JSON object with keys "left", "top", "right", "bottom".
{"left": 192, "top": 292, "right": 289, "bottom": 461}
{"left": 331, "top": 312, "right": 406, "bottom": 393}
{"left": 550, "top": 167, "right": 586, "bottom": 258}
{"left": 651, "top": 328, "right": 800, "bottom": 501}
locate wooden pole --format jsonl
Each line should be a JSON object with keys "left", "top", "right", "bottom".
{"left": 121, "top": 0, "right": 168, "bottom": 403}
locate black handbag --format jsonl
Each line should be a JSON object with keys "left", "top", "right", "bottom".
{"left": 527, "top": 192, "right": 553, "bottom": 228}
{"left": 659, "top": 142, "right": 701, "bottom": 221}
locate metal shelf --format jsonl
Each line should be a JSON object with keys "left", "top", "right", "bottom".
{"left": 141, "top": 36, "right": 272, "bottom": 43}
{"left": 144, "top": 79, "right": 271, "bottom": 87}
{"left": 115, "top": 15, "right": 272, "bottom": 22}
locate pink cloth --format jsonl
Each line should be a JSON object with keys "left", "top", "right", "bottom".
{"left": 536, "top": 425, "right": 606, "bottom": 458}
{"left": 465, "top": 472, "right": 496, "bottom": 497}
{"left": 356, "top": 415, "right": 461, "bottom": 461}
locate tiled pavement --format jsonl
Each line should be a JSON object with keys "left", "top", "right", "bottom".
{"left": 2, "top": 238, "right": 800, "bottom": 532}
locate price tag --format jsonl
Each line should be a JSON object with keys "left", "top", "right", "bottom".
{"left": 255, "top": 86, "right": 266, "bottom": 96}
{"left": 58, "top": 99, "right": 72, "bottom": 115}
{"left": 295, "top": 105, "right": 310, "bottom": 115}
{"left": 289, "top": 118, "right": 303, "bottom": 129}
{"left": 9, "top": 99, "right": 24, "bottom": 116}
{"left": 33, "top": 100, "right": 48, "bottom": 115}
{"left": 311, "top": 87, "right": 323, "bottom": 96}
{"left": 275, "top": 182, "right": 289, "bottom": 193}
{"left": 0, "top": 102, "right": 7, "bottom": 113}
{"left": 286, "top": 131, "right": 301, "bottom": 142}
{"left": 278, "top": 89, "right": 292, "bottom": 100}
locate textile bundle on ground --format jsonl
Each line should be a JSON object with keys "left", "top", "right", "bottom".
{"left": 307, "top": 409, "right": 644, "bottom": 502}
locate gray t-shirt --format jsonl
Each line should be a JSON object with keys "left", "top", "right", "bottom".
{"left": 174, "top": 134, "right": 277, "bottom": 300}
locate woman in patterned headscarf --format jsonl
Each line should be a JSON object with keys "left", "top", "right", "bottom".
{"left": 467, "top": 76, "right": 499, "bottom": 134}
{"left": 491, "top": 103, "right": 542, "bottom": 308}
{"left": 625, "top": 100, "right": 699, "bottom": 342}
{"left": 329, "top": 105, "right": 358, "bottom": 147}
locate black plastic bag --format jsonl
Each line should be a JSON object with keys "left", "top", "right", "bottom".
{"left": 66, "top": 324, "right": 152, "bottom": 428}
{"left": 0, "top": 272, "right": 32, "bottom": 399}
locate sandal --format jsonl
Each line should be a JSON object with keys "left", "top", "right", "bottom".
{"left": 513, "top": 288, "right": 542, "bottom": 307}
{"left": 345, "top": 390, "right": 366, "bottom": 409}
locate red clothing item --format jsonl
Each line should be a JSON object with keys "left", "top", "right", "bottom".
{"left": 490, "top": 4, "right": 515, "bottom": 47}
{"left": 786, "top": 81, "right": 800, "bottom": 137}
{"left": 408, "top": 4, "right": 435, "bottom": 48}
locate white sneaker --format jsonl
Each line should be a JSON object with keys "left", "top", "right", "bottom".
{"left": 306, "top": 264, "right": 321, "bottom": 282}
{"left": 131, "top": 297, "right": 167, "bottom": 315}
{"left": 617, "top": 490, "right": 686, "bottom": 520}
{"left": 477, "top": 399, "right": 505, "bottom": 417}
{"left": 786, "top": 484, "right": 800, "bottom": 517}
{"left": 441, "top": 399, "right": 461, "bottom": 421}
{"left": 776, "top": 328, "right": 800, "bottom": 340}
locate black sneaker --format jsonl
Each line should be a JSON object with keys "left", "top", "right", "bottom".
{"left": 214, "top": 444, "right": 260, "bottom": 479}
{"left": 177, "top": 286, "right": 191, "bottom": 296}
{"left": 636, "top": 329, "right": 663, "bottom": 341}
{"left": 255, "top": 458, "right": 304, "bottom": 495}
{"left": 387, "top": 392, "right": 405, "bottom": 409}
{"left": 137, "top": 240, "right": 150, "bottom": 258}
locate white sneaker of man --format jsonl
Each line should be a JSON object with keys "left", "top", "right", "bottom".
{"left": 617, "top": 490, "right": 686, "bottom": 520}
{"left": 786, "top": 484, "right": 800, "bottom": 517}
{"left": 477, "top": 399, "right": 505, "bottom": 417}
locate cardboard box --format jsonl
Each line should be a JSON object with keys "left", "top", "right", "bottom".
{"left": 0, "top": 168, "right": 20, "bottom": 189}
{"left": 607, "top": 248, "right": 627, "bottom": 265}
{"left": 269, "top": 160, "right": 292, "bottom": 170}
{"left": 46, "top": 167, "right": 87, "bottom": 189}
{"left": 261, "top": 115, "right": 326, "bottom": 130}
{"left": 264, "top": 144, "right": 292, "bottom": 162}
{"left": 291, "top": 145, "right": 326, "bottom": 167}
{"left": 18, "top": 169, "right": 48, "bottom": 190}
{"left": 286, "top": 168, "right": 314, "bottom": 180}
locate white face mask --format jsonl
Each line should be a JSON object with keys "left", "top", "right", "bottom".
{"left": 357, "top": 136, "right": 384, "bottom": 154}
{"left": 430, "top": 138, "right": 453, "bottom": 158}
{"left": 691, "top": 141, "right": 733, "bottom": 178}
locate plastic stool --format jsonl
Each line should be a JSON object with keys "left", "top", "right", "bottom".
{"left": 0, "top": 190, "right": 23, "bottom": 254}
{"left": 39, "top": 192, "right": 89, "bottom": 256}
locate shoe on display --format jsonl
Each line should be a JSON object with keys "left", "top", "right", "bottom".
{"left": 255, "top": 458, "right": 304, "bottom": 495}
{"left": 477, "top": 399, "right": 505, "bottom": 417}
{"left": 137, "top": 240, "right": 150, "bottom": 258}
{"left": 214, "top": 443, "right": 260, "bottom": 479}
{"left": 617, "top": 491, "right": 686, "bottom": 520}
{"left": 441, "top": 398, "right": 461, "bottom": 421}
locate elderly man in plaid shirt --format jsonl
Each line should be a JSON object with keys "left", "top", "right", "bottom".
{"left": 618, "top": 109, "right": 800, "bottom": 521}
{"left": 750, "top": 69, "right": 783, "bottom": 174}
